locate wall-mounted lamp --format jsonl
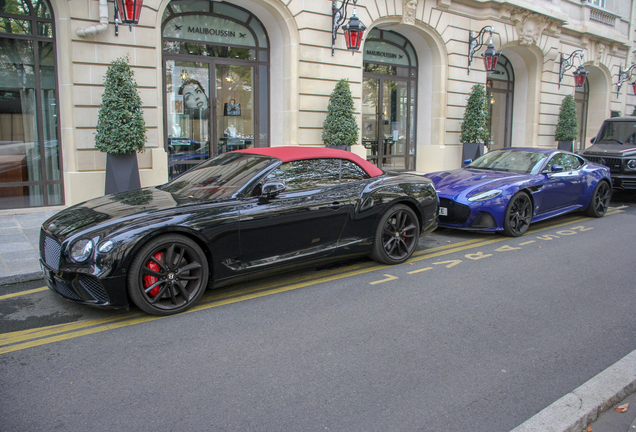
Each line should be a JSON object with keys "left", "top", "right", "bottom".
{"left": 616, "top": 63, "right": 636, "bottom": 97}
{"left": 467, "top": 25, "right": 500, "bottom": 75}
{"left": 332, "top": 0, "right": 366, "bottom": 56}
{"left": 114, "top": 0, "right": 144, "bottom": 36}
{"left": 558, "top": 50, "right": 588, "bottom": 89}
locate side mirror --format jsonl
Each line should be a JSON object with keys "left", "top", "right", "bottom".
{"left": 551, "top": 164, "right": 564, "bottom": 173}
{"left": 463, "top": 159, "right": 472, "bottom": 167}
{"left": 262, "top": 179, "right": 286, "bottom": 198}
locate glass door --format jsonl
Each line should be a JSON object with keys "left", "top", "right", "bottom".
{"left": 165, "top": 60, "right": 210, "bottom": 179}
{"left": 215, "top": 64, "right": 255, "bottom": 154}
{"left": 362, "top": 77, "right": 412, "bottom": 170}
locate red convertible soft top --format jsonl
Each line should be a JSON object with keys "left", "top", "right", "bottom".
{"left": 233, "top": 146, "right": 384, "bottom": 178}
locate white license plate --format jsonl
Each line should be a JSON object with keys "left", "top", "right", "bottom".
{"left": 439, "top": 207, "right": 447, "bottom": 216}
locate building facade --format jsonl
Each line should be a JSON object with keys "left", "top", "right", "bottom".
{"left": 1, "top": 0, "right": 634, "bottom": 209}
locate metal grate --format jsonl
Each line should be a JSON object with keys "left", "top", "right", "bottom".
{"left": 79, "top": 275, "right": 109, "bottom": 303}
{"left": 439, "top": 198, "right": 471, "bottom": 225}
{"left": 585, "top": 156, "right": 622, "bottom": 172}
{"left": 43, "top": 235, "right": 61, "bottom": 271}
{"left": 55, "top": 280, "right": 81, "bottom": 300}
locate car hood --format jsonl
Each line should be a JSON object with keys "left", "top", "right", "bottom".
{"left": 43, "top": 186, "right": 208, "bottom": 239}
{"left": 582, "top": 143, "right": 636, "bottom": 157}
{"left": 427, "top": 168, "right": 534, "bottom": 199}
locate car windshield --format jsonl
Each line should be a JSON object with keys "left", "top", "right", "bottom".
{"left": 468, "top": 150, "right": 548, "bottom": 174}
{"left": 160, "top": 152, "right": 277, "bottom": 201}
{"left": 595, "top": 121, "right": 636, "bottom": 144}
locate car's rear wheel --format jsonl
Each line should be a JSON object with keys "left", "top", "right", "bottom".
{"left": 370, "top": 204, "right": 420, "bottom": 265}
{"left": 584, "top": 180, "right": 611, "bottom": 218}
{"left": 503, "top": 192, "right": 532, "bottom": 237}
{"left": 127, "top": 234, "right": 209, "bottom": 316}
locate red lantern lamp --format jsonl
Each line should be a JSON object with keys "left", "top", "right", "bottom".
{"left": 342, "top": 14, "right": 366, "bottom": 52}
{"left": 572, "top": 64, "right": 588, "bottom": 88}
{"left": 115, "top": 0, "right": 143, "bottom": 35}
{"left": 482, "top": 43, "right": 501, "bottom": 73}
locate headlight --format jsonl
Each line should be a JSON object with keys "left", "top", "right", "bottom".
{"left": 467, "top": 189, "right": 503, "bottom": 202}
{"left": 97, "top": 240, "right": 114, "bottom": 254}
{"left": 626, "top": 159, "right": 636, "bottom": 170}
{"left": 70, "top": 239, "right": 93, "bottom": 263}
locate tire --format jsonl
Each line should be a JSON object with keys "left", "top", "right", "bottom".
{"left": 127, "top": 234, "right": 209, "bottom": 316}
{"left": 370, "top": 204, "right": 420, "bottom": 265}
{"left": 503, "top": 192, "right": 532, "bottom": 237}
{"left": 584, "top": 180, "right": 611, "bottom": 218}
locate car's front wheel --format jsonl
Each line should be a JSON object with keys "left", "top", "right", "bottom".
{"left": 127, "top": 234, "right": 209, "bottom": 316}
{"left": 503, "top": 192, "right": 532, "bottom": 237}
{"left": 584, "top": 180, "right": 611, "bottom": 218}
{"left": 370, "top": 204, "right": 420, "bottom": 265}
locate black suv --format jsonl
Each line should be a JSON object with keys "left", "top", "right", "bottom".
{"left": 581, "top": 116, "right": 636, "bottom": 190}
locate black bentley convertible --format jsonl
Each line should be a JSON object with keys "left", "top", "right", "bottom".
{"left": 40, "top": 147, "right": 438, "bottom": 315}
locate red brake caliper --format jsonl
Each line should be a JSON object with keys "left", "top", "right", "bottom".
{"left": 143, "top": 252, "right": 163, "bottom": 297}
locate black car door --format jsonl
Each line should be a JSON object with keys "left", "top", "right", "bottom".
{"left": 237, "top": 158, "right": 353, "bottom": 272}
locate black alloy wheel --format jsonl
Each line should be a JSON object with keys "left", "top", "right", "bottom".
{"left": 371, "top": 204, "right": 420, "bottom": 265}
{"left": 128, "top": 234, "right": 209, "bottom": 315}
{"left": 584, "top": 180, "right": 611, "bottom": 218}
{"left": 503, "top": 192, "right": 532, "bottom": 237}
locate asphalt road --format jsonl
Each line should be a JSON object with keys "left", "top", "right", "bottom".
{"left": 1, "top": 192, "right": 635, "bottom": 431}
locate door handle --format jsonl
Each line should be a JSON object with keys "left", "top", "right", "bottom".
{"left": 329, "top": 201, "right": 345, "bottom": 210}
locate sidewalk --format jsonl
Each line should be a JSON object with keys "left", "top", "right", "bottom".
{"left": 0, "top": 207, "right": 64, "bottom": 285}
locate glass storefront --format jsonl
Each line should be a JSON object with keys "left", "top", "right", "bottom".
{"left": 0, "top": 0, "right": 63, "bottom": 209}
{"left": 486, "top": 55, "right": 514, "bottom": 150}
{"left": 362, "top": 29, "right": 417, "bottom": 171}
{"left": 162, "top": 0, "right": 269, "bottom": 179}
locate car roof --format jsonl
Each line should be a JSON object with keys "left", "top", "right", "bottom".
{"left": 233, "top": 146, "right": 384, "bottom": 177}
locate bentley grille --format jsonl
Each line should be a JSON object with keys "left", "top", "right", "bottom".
{"left": 43, "top": 233, "right": 61, "bottom": 271}
{"left": 439, "top": 198, "right": 471, "bottom": 225}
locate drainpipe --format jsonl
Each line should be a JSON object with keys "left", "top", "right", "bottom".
{"left": 76, "top": 0, "right": 109, "bottom": 37}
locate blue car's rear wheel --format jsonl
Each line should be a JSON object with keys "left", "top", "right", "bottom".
{"left": 371, "top": 204, "right": 420, "bottom": 265}
{"left": 503, "top": 192, "right": 532, "bottom": 237}
{"left": 584, "top": 180, "right": 611, "bottom": 218}
{"left": 128, "top": 234, "right": 209, "bottom": 315}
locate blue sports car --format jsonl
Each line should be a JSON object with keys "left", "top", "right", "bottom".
{"left": 426, "top": 147, "right": 612, "bottom": 236}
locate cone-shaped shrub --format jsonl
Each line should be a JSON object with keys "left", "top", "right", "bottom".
{"left": 460, "top": 84, "right": 489, "bottom": 144}
{"left": 95, "top": 56, "right": 146, "bottom": 154}
{"left": 555, "top": 94, "right": 578, "bottom": 142}
{"left": 322, "top": 79, "right": 358, "bottom": 148}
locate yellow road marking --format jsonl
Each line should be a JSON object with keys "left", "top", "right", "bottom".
{"left": 408, "top": 267, "right": 432, "bottom": 274}
{"left": 0, "top": 286, "right": 48, "bottom": 300}
{"left": 0, "top": 210, "right": 624, "bottom": 354}
{"left": 369, "top": 274, "right": 399, "bottom": 285}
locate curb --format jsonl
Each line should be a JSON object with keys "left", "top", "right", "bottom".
{"left": 511, "top": 350, "right": 636, "bottom": 432}
{"left": 0, "top": 271, "right": 44, "bottom": 286}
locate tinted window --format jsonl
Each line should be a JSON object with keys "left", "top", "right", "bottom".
{"left": 161, "top": 152, "right": 276, "bottom": 200}
{"left": 548, "top": 153, "right": 583, "bottom": 171}
{"left": 266, "top": 159, "right": 368, "bottom": 191}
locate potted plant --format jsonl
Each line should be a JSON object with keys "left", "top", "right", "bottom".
{"left": 322, "top": 79, "right": 358, "bottom": 151}
{"left": 95, "top": 55, "right": 147, "bottom": 194}
{"left": 555, "top": 94, "right": 578, "bottom": 152}
{"left": 460, "top": 84, "right": 489, "bottom": 164}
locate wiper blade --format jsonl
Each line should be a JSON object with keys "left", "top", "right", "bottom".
{"left": 600, "top": 138, "right": 624, "bottom": 145}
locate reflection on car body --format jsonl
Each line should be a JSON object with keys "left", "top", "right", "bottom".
{"left": 40, "top": 147, "right": 438, "bottom": 315}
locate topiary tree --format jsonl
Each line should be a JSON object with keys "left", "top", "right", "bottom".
{"left": 460, "top": 84, "right": 489, "bottom": 144}
{"left": 322, "top": 79, "right": 358, "bottom": 149}
{"left": 555, "top": 94, "right": 578, "bottom": 142}
{"left": 631, "top": 105, "right": 636, "bottom": 116}
{"left": 95, "top": 55, "right": 146, "bottom": 154}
